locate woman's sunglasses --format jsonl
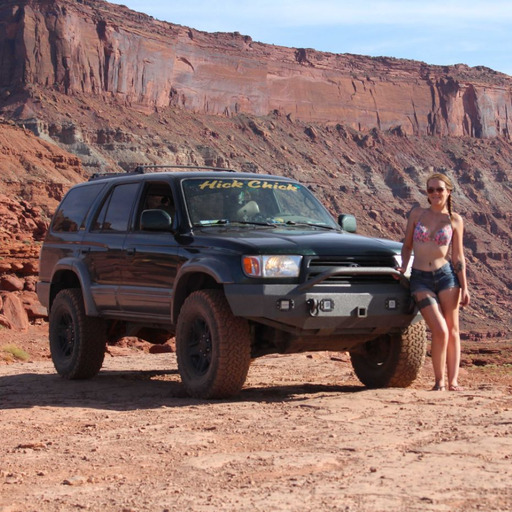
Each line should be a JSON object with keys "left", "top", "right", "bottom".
{"left": 427, "top": 187, "right": 447, "bottom": 194}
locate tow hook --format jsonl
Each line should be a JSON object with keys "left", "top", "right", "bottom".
{"left": 306, "top": 298, "right": 335, "bottom": 316}
{"left": 306, "top": 298, "right": 319, "bottom": 316}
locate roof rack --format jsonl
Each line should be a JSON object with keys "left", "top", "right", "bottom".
{"left": 133, "top": 165, "right": 237, "bottom": 173}
{"left": 89, "top": 164, "right": 237, "bottom": 181}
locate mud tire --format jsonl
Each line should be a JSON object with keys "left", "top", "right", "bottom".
{"left": 176, "top": 289, "right": 251, "bottom": 399}
{"left": 49, "top": 289, "right": 107, "bottom": 379}
{"left": 350, "top": 321, "right": 427, "bottom": 388}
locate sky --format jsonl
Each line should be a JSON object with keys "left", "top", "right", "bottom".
{"left": 109, "top": 0, "right": 512, "bottom": 77}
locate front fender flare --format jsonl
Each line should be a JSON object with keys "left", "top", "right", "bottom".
{"left": 172, "top": 257, "right": 237, "bottom": 323}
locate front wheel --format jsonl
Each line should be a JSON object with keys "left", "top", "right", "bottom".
{"left": 349, "top": 321, "right": 427, "bottom": 388}
{"left": 176, "top": 289, "right": 251, "bottom": 399}
{"left": 49, "top": 289, "right": 107, "bottom": 379}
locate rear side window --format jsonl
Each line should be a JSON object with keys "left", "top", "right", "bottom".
{"left": 92, "top": 183, "right": 140, "bottom": 232}
{"left": 51, "top": 184, "right": 105, "bottom": 233}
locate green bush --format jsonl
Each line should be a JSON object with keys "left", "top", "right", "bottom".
{"left": 1, "top": 344, "right": 30, "bottom": 362}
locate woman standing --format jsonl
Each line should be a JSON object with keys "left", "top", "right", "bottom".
{"left": 398, "top": 173, "right": 470, "bottom": 391}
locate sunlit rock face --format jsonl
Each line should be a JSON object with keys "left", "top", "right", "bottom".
{"left": 0, "top": 0, "right": 511, "bottom": 334}
{"left": 1, "top": 0, "right": 511, "bottom": 139}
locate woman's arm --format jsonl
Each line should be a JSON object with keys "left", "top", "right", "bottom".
{"left": 451, "top": 214, "right": 470, "bottom": 306}
{"left": 398, "top": 207, "right": 420, "bottom": 273}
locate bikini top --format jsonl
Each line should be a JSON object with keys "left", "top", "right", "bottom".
{"left": 413, "top": 218, "right": 453, "bottom": 246}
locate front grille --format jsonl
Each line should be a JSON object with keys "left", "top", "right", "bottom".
{"left": 306, "top": 256, "right": 398, "bottom": 285}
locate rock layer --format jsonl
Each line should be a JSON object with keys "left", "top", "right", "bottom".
{"left": 1, "top": 0, "right": 511, "bottom": 138}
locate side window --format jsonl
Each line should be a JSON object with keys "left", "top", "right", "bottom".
{"left": 136, "top": 182, "right": 175, "bottom": 229}
{"left": 52, "top": 183, "right": 105, "bottom": 233}
{"left": 92, "top": 183, "right": 140, "bottom": 232}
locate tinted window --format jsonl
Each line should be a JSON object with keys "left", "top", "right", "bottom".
{"left": 182, "top": 178, "right": 337, "bottom": 228}
{"left": 92, "top": 183, "right": 140, "bottom": 232}
{"left": 136, "top": 182, "right": 175, "bottom": 229}
{"left": 52, "top": 184, "right": 105, "bottom": 233}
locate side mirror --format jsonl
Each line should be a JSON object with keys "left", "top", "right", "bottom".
{"left": 141, "top": 209, "right": 173, "bottom": 231}
{"left": 338, "top": 213, "right": 357, "bottom": 233}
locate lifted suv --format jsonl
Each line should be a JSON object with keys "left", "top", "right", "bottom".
{"left": 37, "top": 166, "right": 426, "bottom": 398}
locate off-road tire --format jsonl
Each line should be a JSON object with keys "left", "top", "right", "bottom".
{"left": 49, "top": 289, "right": 107, "bottom": 379}
{"left": 349, "top": 321, "right": 427, "bottom": 388}
{"left": 176, "top": 289, "right": 251, "bottom": 399}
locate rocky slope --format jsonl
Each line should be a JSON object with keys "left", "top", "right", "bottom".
{"left": 0, "top": 0, "right": 510, "bottom": 338}
{"left": 0, "top": 120, "right": 84, "bottom": 330}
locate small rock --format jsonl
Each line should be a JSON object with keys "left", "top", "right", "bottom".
{"left": 0, "top": 275, "right": 24, "bottom": 292}
{"left": 1, "top": 294, "right": 29, "bottom": 331}
{"left": 62, "top": 476, "right": 88, "bottom": 486}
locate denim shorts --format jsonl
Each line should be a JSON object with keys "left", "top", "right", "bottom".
{"left": 410, "top": 262, "right": 460, "bottom": 296}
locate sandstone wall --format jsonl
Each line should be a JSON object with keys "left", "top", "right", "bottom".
{"left": 1, "top": 0, "right": 511, "bottom": 139}
{"left": 0, "top": 0, "right": 511, "bottom": 335}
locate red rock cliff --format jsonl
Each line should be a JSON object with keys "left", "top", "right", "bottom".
{"left": 1, "top": 0, "right": 511, "bottom": 139}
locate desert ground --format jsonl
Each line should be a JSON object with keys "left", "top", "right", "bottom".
{"left": 1, "top": 325, "right": 511, "bottom": 512}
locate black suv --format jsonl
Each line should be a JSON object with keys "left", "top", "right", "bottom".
{"left": 37, "top": 166, "right": 426, "bottom": 398}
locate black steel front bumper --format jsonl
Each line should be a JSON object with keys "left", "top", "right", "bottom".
{"left": 224, "top": 267, "right": 417, "bottom": 333}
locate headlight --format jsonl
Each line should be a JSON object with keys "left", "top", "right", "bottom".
{"left": 242, "top": 255, "right": 302, "bottom": 278}
{"left": 393, "top": 253, "right": 413, "bottom": 278}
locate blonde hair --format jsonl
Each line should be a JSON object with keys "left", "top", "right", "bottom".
{"left": 427, "top": 172, "right": 454, "bottom": 219}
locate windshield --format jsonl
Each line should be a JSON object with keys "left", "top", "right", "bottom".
{"left": 182, "top": 177, "right": 339, "bottom": 229}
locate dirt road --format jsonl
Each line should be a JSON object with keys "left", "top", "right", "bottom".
{"left": 1, "top": 331, "right": 512, "bottom": 512}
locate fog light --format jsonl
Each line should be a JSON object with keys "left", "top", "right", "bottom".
{"left": 386, "top": 298, "right": 398, "bottom": 310}
{"left": 320, "top": 299, "right": 334, "bottom": 312}
{"left": 277, "top": 299, "right": 294, "bottom": 311}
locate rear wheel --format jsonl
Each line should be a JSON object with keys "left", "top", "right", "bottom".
{"left": 349, "top": 321, "right": 427, "bottom": 388}
{"left": 49, "top": 289, "right": 107, "bottom": 379}
{"left": 176, "top": 289, "right": 251, "bottom": 399}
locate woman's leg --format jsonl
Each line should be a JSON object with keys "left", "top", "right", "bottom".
{"left": 438, "top": 287, "right": 462, "bottom": 389}
{"left": 414, "top": 291, "right": 449, "bottom": 389}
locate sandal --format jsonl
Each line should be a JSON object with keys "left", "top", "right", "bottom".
{"left": 431, "top": 384, "right": 446, "bottom": 391}
{"left": 449, "top": 385, "right": 464, "bottom": 392}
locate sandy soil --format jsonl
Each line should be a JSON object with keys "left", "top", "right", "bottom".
{"left": 1, "top": 325, "right": 512, "bottom": 512}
